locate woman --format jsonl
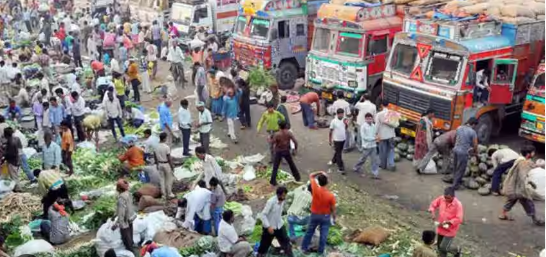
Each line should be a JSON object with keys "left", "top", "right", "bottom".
{"left": 222, "top": 81, "right": 239, "bottom": 143}
{"left": 208, "top": 68, "right": 223, "bottom": 119}
{"left": 40, "top": 199, "right": 70, "bottom": 245}
{"left": 414, "top": 109, "right": 434, "bottom": 169}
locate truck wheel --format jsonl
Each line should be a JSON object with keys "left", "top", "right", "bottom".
{"left": 476, "top": 113, "right": 493, "bottom": 144}
{"left": 277, "top": 62, "right": 298, "bottom": 90}
{"left": 371, "top": 84, "right": 382, "bottom": 108}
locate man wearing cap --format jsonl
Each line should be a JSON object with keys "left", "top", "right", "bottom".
{"left": 428, "top": 187, "right": 464, "bottom": 257}
{"left": 196, "top": 101, "right": 212, "bottom": 153}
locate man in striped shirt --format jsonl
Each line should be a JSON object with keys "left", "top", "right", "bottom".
{"left": 286, "top": 184, "right": 312, "bottom": 241}
{"left": 34, "top": 169, "right": 74, "bottom": 219}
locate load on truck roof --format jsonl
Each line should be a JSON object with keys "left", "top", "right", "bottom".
{"left": 240, "top": 0, "right": 326, "bottom": 17}
{"left": 315, "top": 3, "right": 403, "bottom": 31}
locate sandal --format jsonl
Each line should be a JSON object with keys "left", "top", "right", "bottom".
{"left": 533, "top": 219, "right": 545, "bottom": 226}
{"left": 498, "top": 215, "right": 515, "bottom": 221}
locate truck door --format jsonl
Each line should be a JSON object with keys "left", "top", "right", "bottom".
{"left": 366, "top": 31, "right": 389, "bottom": 76}
{"left": 489, "top": 58, "right": 518, "bottom": 104}
{"left": 192, "top": 4, "right": 212, "bottom": 30}
{"left": 275, "top": 19, "right": 292, "bottom": 61}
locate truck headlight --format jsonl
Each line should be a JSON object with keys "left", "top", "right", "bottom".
{"left": 348, "top": 81, "right": 357, "bottom": 88}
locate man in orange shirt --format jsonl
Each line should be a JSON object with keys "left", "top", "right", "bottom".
{"left": 118, "top": 139, "right": 145, "bottom": 175}
{"left": 60, "top": 120, "right": 74, "bottom": 175}
{"left": 299, "top": 92, "right": 320, "bottom": 129}
{"left": 127, "top": 59, "right": 141, "bottom": 103}
{"left": 301, "top": 171, "right": 336, "bottom": 255}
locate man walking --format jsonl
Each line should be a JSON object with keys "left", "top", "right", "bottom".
{"left": 328, "top": 108, "right": 348, "bottom": 174}
{"left": 196, "top": 102, "right": 213, "bottom": 153}
{"left": 428, "top": 187, "right": 463, "bottom": 257}
{"left": 488, "top": 146, "right": 520, "bottom": 196}
{"left": 375, "top": 100, "right": 398, "bottom": 171}
{"left": 194, "top": 62, "right": 207, "bottom": 103}
{"left": 452, "top": 118, "right": 478, "bottom": 190}
{"left": 70, "top": 92, "right": 86, "bottom": 142}
{"left": 103, "top": 90, "right": 125, "bottom": 141}
{"left": 301, "top": 171, "right": 336, "bottom": 255}
{"left": 178, "top": 99, "right": 192, "bottom": 156}
{"left": 158, "top": 99, "right": 173, "bottom": 144}
{"left": 353, "top": 113, "right": 379, "bottom": 179}
{"left": 257, "top": 186, "right": 293, "bottom": 257}
{"left": 270, "top": 122, "right": 301, "bottom": 186}
{"left": 257, "top": 102, "right": 286, "bottom": 162}
{"left": 113, "top": 179, "right": 136, "bottom": 251}
{"left": 418, "top": 130, "right": 457, "bottom": 174}
{"left": 499, "top": 145, "right": 544, "bottom": 226}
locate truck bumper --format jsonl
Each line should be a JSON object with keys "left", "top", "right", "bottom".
{"left": 519, "top": 128, "right": 545, "bottom": 144}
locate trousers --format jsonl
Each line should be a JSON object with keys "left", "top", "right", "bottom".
{"left": 120, "top": 223, "right": 134, "bottom": 250}
{"left": 271, "top": 150, "right": 301, "bottom": 185}
{"left": 227, "top": 118, "right": 236, "bottom": 140}
{"left": 491, "top": 159, "right": 517, "bottom": 193}
{"left": 452, "top": 151, "right": 469, "bottom": 189}
{"left": 257, "top": 226, "right": 293, "bottom": 256}
{"left": 300, "top": 103, "right": 315, "bottom": 128}
{"left": 158, "top": 163, "right": 174, "bottom": 198}
{"left": 353, "top": 147, "right": 379, "bottom": 176}
{"left": 378, "top": 138, "right": 395, "bottom": 169}
{"left": 181, "top": 128, "right": 191, "bottom": 155}
{"left": 200, "top": 132, "right": 210, "bottom": 153}
{"left": 418, "top": 142, "right": 451, "bottom": 173}
{"left": 331, "top": 141, "right": 345, "bottom": 171}
{"left": 504, "top": 195, "right": 535, "bottom": 216}
{"left": 108, "top": 117, "right": 125, "bottom": 140}
{"left": 437, "top": 234, "right": 460, "bottom": 257}
{"left": 301, "top": 214, "right": 331, "bottom": 254}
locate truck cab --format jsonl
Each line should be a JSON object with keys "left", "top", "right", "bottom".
{"left": 305, "top": 4, "right": 402, "bottom": 103}
{"left": 232, "top": 0, "right": 327, "bottom": 89}
{"left": 520, "top": 62, "right": 545, "bottom": 144}
{"left": 170, "top": 0, "right": 239, "bottom": 39}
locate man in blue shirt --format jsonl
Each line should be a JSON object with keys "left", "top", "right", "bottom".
{"left": 5, "top": 99, "right": 22, "bottom": 121}
{"left": 158, "top": 99, "right": 173, "bottom": 144}
{"left": 452, "top": 118, "right": 479, "bottom": 190}
{"left": 352, "top": 113, "right": 379, "bottom": 179}
{"left": 48, "top": 97, "right": 65, "bottom": 141}
{"left": 178, "top": 99, "right": 192, "bottom": 156}
{"left": 42, "top": 131, "right": 62, "bottom": 169}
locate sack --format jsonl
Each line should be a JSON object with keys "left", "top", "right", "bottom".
{"left": 422, "top": 159, "right": 438, "bottom": 174}
{"left": 137, "top": 184, "right": 161, "bottom": 198}
{"left": 103, "top": 33, "right": 116, "bottom": 47}
{"left": 383, "top": 110, "right": 400, "bottom": 128}
{"left": 460, "top": 2, "right": 490, "bottom": 14}
{"left": 501, "top": 5, "right": 536, "bottom": 18}
{"left": 95, "top": 219, "right": 124, "bottom": 256}
{"left": 352, "top": 226, "right": 390, "bottom": 246}
{"left": 394, "top": 0, "right": 414, "bottom": 4}
{"left": 528, "top": 167, "right": 545, "bottom": 200}
{"left": 242, "top": 165, "right": 256, "bottom": 181}
{"left": 153, "top": 230, "right": 202, "bottom": 249}
{"left": 500, "top": 16, "right": 536, "bottom": 24}
{"left": 138, "top": 195, "right": 162, "bottom": 211}
{"left": 14, "top": 240, "right": 54, "bottom": 257}
{"left": 530, "top": 2, "right": 545, "bottom": 14}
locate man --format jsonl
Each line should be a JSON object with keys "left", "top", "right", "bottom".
{"left": 257, "top": 102, "right": 286, "bottom": 162}
{"left": 271, "top": 122, "right": 300, "bottom": 186}
{"left": 413, "top": 230, "right": 438, "bottom": 257}
{"left": 72, "top": 38, "right": 82, "bottom": 67}
{"left": 4, "top": 99, "right": 22, "bottom": 121}
{"left": 474, "top": 68, "right": 491, "bottom": 105}
{"left": 70, "top": 92, "right": 86, "bottom": 142}
{"left": 178, "top": 99, "right": 192, "bottom": 156}
{"left": 103, "top": 90, "right": 125, "bottom": 141}
{"left": 499, "top": 145, "right": 544, "bottom": 226}
{"left": 125, "top": 105, "right": 145, "bottom": 128}
{"left": 42, "top": 131, "right": 62, "bottom": 170}
{"left": 210, "top": 177, "right": 226, "bottom": 235}
{"left": 154, "top": 132, "right": 175, "bottom": 199}
{"left": 71, "top": 77, "right": 82, "bottom": 96}
{"left": 286, "top": 184, "right": 312, "bottom": 241}
{"left": 158, "top": 98, "right": 173, "bottom": 144}
{"left": 3, "top": 127, "right": 23, "bottom": 191}
{"left": 196, "top": 102, "right": 213, "bottom": 153}
{"left": 194, "top": 62, "right": 207, "bottom": 103}
{"left": 167, "top": 40, "right": 186, "bottom": 87}
{"left": 354, "top": 94, "right": 376, "bottom": 149}
{"left": 127, "top": 59, "right": 141, "bottom": 102}
{"left": 428, "top": 187, "right": 463, "bottom": 257}
{"left": 177, "top": 180, "right": 212, "bottom": 234}
{"left": 49, "top": 97, "right": 65, "bottom": 139}
{"left": 118, "top": 139, "right": 145, "bottom": 175}
{"left": 218, "top": 210, "right": 252, "bottom": 257}
{"left": 452, "top": 118, "right": 478, "bottom": 190}
{"left": 258, "top": 186, "right": 293, "bottom": 257}
{"left": 40, "top": 199, "right": 71, "bottom": 245}
{"left": 60, "top": 120, "right": 74, "bottom": 175}
{"left": 301, "top": 172, "right": 336, "bottom": 255}
{"left": 55, "top": 88, "right": 73, "bottom": 134}
{"left": 353, "top": 113, "right": 379, "bottom": 179}
{"left": 418, "top": 130, "right": 456, "bottom": 175}
{"left": 143, "top": 129, "right": 159, "bottom": 159}
{"left": 488, "top": 146, "right": 520, "bottom": 195}
{"left": 112, "top": 179, "right": 136, "bottom": 251}
{"left": 151, "top": 21, "right": 162, "bottom": 58}
{"left": 331, "top": 91, "right": 351, "bottom": 116}
{"left": 375, "top": 100, "right": 398, "bottom": 171}
{"left": 299, "top": 91, "right": 320, "bottom": 129}
{"left": 329, "top": 108, "right": 348, "bottom": 174}
{"left": 276, "top": 95, "right": 291, "bottom": 129}
{"left": 34, "top": 169, "right": 73, "bottom": 219}
{"left": 146, "top": 39, "right": 158, "bottom": 79}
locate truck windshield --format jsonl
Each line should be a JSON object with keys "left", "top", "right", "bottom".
{"left": 312, "top": 28, "right": 330, "bottom": 53}
{"left": 234, "top": 16, "right": 247, "bottom": 35}
{"left": 530, "top": 73, "right": 545, "bottom": 97}
{"left": 171, "top": 5, "right": 192, "bottom": 25}
{"left": 336, "top": 32, "right": 362, "bottom": 57}
{"left": 390, "top": 43, "right": 417, "bottom": 75}
{"left": 426, "top": 52, "right": 462, "bottom": 84}
{"left": 250, "top": 18, "right": 270, "bottom": 39}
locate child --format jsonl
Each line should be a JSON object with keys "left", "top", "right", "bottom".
{"left": 209, "top": 176, "right": 226, "bottom": 235}
{"left": 412, "top": 230, "right": 437, "bottom": 257}
{"left": 60, "top": 120, "right": 74, "bottom": 175}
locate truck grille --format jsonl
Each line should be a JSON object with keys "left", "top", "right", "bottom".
{"left": 383, "top": 82, "right": 452, "bottom": 121}
{"left": 322, "top": 67, "right": 338, "bottom": 81}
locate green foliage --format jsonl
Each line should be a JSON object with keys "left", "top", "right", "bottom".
{"left": 248, "top": 221, "right": 263, "bottom": 243}
{"left": 0, "top": 216, "right": 32, "bottom": 250}
{"left": 73, "top": 148, "right": 122, "bottom": 180}
{"left": 66, "top": 176, "right": 110, "bottom": 196}
{"left": 248, "top": 66, "right": 275, "bottom": 90}
{"left": 81, "top": 196, "right": 117, "bottom": 230}
{"left": 327, "top": 225, "right": 344, "bottom": 246}
{"left": 27, "top": 158, "right": 42, "bottom": 171}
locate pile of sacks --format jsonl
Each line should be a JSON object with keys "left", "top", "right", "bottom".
{"left": 440, "top": 0, "right": 545, "bottom": 22}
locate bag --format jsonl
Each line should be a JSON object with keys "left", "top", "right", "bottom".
{"left": 14, "top": 240, "right": 54, "bottom": 257}
{"left": 352, "top": 226, "right": 390, "bottom": 246}
{"left": 242, "top": 165, "right": 256, "bottom": 181}
{"left": 138, "top": 195, "right": 162, "bottom": 211}
{"left": 422, "top": 159, "right": 438, "bottom": 174}
{"left": 383, "top": 110, "right": 400, "bottom": 128}
{"left": 501, "top": 5, "right": 536, "bottom": 18}
{"left": 103, "top": 33, "right": 116, "bottom": 48}
{"left": 137, "top": 184, "right": 161, "bottom": 198}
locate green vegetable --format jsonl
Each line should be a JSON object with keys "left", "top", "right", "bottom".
{"left": 243, "top": 185, "right": 252, "bottom": 193}
{"left": 224, "top": 202, "right": 243, "bottom": 215}
{"left": 248, "top": 222, "right": 263, "bottom": 243}
{"left": 27, "top": 158, "right": 42, "bottom": 171}
{"left": 124, "top": 101, "right": 139, "bottom": 109}
{"left": 248, "top": 66, "right": 275, "bottom": 90}
{"left": 260, "top": 166, "right": 290, "bottom": 182}
{"left": 148, "top": 111, "right": 159, "bottom": 119}
{"left": 73, "top": 148, "right": 122, "bottom": 180}
{"left": 327, "top": 225, "right": 344, "bottom": 246}
{"left": 123, "top": 123, "right": 149, "bottom": 137}
{"left": 0, "top": 216, "right": 32, "bottom": 251}
{"left": 65, "top": 176, "right": 110, "bottom": 196}
{"left": 81, "top": 196, "right": 117, "bottom": 230}
{"left": 182, "top": 156, "right": 200, "bottom": 169}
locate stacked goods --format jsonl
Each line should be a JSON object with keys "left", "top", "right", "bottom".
{"left": 394, "top": 0, "right": 451, "bottom": 15}
{"left": 439, "top": 0, "right": 544, "bottom": 23}
{"left": 394, "top": 137, "right": 415, "bottom": 162}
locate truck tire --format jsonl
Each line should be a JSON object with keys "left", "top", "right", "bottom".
{"left": 277, "top": 61, "right": 298, "bottom": 90}
{"left": 476, "top": 113, "right": 493, "bottom": 144}
{"left": 371, "top": 83, "right": 382, "bottom": 108}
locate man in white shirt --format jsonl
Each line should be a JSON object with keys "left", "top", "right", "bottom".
{"left": 110, "top": 58, "right": 122, "bottom": 75}
{"left": 375, "top": 100, "right": 397, "bottom": 171}
{"left": 70, "top": 77, "right": 82, "bottom": 95}
{"left": 146, "top": 41, "right": 158, "bottom": 79}
{"left": 7, "top": 63, "right": 21, "bottom": 81}
{"left": 167, "top": 41, "right": 186, "bottom": 86}
{"left": 196, "top": 102, "right": 213, "bottom": 153}
{"left": 125, "top": 106, "right": 145, "bottom": 128}
{"left": 330, "top": 91, "right": 351, "bottom": 117}
{"left": 258, "top": 186, "right": 293, "bottom": 257}
{"left": 177, "top": 180, "right": 212, "bottom": 234}
{"left": 218, "top": 210, "right": 252, "bottom": 257}
{"left": 208, "top": 38, "right": 218, "bottom": 52}
{"left": 0, "top": 61, "right": 11, "bottom": 90}
{"left": 489, "top": 147, "right": 520, "bottom": 195}
{"left": 142, "top": 129, "right": 159, "bottom": 158}
{"left": 70, "top": 91, "right": 86, "bottom": 142}
{"left": 193, "top": 146, "right": 223, "bottom": 188}
{"left": 354, "top": 94, "right": 376, "bottom": 126}
{"left": 474, "top": 68, "right": 491, "bottom": 105}
{"left": 328, "top": 108, "right": 348, "bottom": 174}
{"left": 178, "top": 99, "right": 192, "bottom": 156}
{"left": 64, "top": 70, "right": 77, "bottom": 89}
{"left": 102, "top": 90, "right": 125, "bottom": 141}
{"left": 352, "top": 112, "right": 379, "bottom": 179}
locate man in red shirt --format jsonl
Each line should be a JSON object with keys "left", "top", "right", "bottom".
{"left": 301, "top": 171, "right": 336, "bottom": 255}
{"left": 428, "top": 187, "right": 463, "bottom": 257}
{"left": 299, "top": 92, "right": 320, "bottom": 129}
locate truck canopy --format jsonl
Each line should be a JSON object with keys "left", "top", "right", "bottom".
{"left": 240, "top": 0, "right": 326, "bottom": 17}
{"left": 315, "top": 4, "right": 402, "bottom": 32}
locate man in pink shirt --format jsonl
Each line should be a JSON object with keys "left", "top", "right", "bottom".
{"left": 428, "top": 187, "right": 463, "bottom": 257}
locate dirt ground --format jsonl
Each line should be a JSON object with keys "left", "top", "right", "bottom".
{"left": 137, "top": 60, "right": 545, "bottom": 257}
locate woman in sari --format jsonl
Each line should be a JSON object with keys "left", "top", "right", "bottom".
{"left": 208, "top": 68, "right": 224, "bottom": 119}
{"left": 414, "top": 109, "right": 434, "bottom": 169}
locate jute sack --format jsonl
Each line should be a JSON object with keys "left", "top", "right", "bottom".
{"left": 501, "top": 5, "right": 536, "bottom": 18}
{"left": 394, "top": 0, "right": 415, "bottom": 4}
{"left": 500, "top": 16, "right": 537, "bottom": 24}
{"left": 460, "top": 3, "right": 491, "bottom": 14}
{"left": 530, "top": 2, "right": 545, "bottom": 15}
{"left": 352, "top": 226, "right": 390, "bottom": 246}
{"left": 537, "top": 15, "right": 545, "bottom": 20}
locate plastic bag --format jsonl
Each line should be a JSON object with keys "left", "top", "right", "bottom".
{"left": 421, "top": 159, "right": 438, "bottom": 174}
{"left": 383, "top": 110, "right": 400, "bottom": 128}
{"left": 22, "top": 148, "right": 36, "bottom": 158}
{"left": 77, "top": 141, "right": 97, "bottom": 151}
{"left": 174, "top": 167, "right": 198, "bottom": 180}
{"left": 14, "top": 130, "right": 28, "bottom": 148}
{"left": 95, "top": 219, "right": 124, "bottom": 256}
{"left": 0, "top": 180, "right": 15, "bottom": 192}
{"left": 529, "top": 168, "right": 545, "bottom": 199}
{"left": 237, "top": 205, "right": 255, "bottom": 236}
{"left": 14, "top": 239, "right": 54, "bottom": 256}
{"left": 242, "top": 165, "right": 256, "bottom": 181}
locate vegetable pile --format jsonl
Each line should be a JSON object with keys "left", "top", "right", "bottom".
{"left": 73, "top": 148, "right": 122, "bottom": 180}
{"left": 179, "top": 236, "right": 216, "bottom": 257}
{"left": 0, "top": 193, "right": 42, "bottom": 223}
{"left": 0, "top": 216, "right": 32, "bottom": 251}
{"left": 80, "top": 196, "right": 117, "bottom": 230}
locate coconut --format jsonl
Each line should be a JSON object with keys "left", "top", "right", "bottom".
{"left": 470, "top": 156, "right": 479, "bottom": 165}
{"left": 442, "top": 175, "right": 454, "bottom": 183}
{"left": 406, "top": 154, "right": 414, "bottom": 160}
{"left": 464, "top": 167, "right": 471, "bottom": 177}
{"left": 394, "top": 137, "right": 402, "bottom": 143}
{"left": 479, "top": 154, "right": 488, "bottom": 163}
{"left": 478, "top": 163, "right": 488, "bottom": 173}
{"left": 397, "top": 143, "right": 408, "bottom": 152}
{"left": 475, "top": 176, "right": 488, "bottom": 185}
{"left": 407, "top": 148, "right": 415, "bottom": 154}
{"left": 484, "top": 183, "right": 492, "bottom": 189}
{"left": 499, "top": 145, "right": 509, "bottom": 149}
{"left": 466, "top": 178, "right": 480, "bottom": 190}
{"left": 394, "top": 153, "right": 401, "bottom": 162}
{"left": 478, "top": 187, "right": 491, "bottom": 195}
{"left": 470, "top": 165, "right": 480, "bottom": 175}
{"left": 477, "top": 144, "right": 487, "bottom": 153}
{"left": 394, "top": 148, "right": 401, "bottom": 154}
{"left": 480, "top": 173, "right": 489, "bottom": 180}
{"left": 436, "top": 159, "right": 444, "bottom": 169}
{"left": 486, "top": 160, "right": 493, "bottom": 167}
{"left": 486, "top": 168, "right": 495, "bottom": 177}
{"left": 433, "top": 155, "right": 440, "bottom": 162}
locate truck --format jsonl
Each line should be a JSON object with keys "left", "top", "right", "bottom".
{"left": 519, "top": 62, "right": 545, "bottom": 144}
{"left": 382, "top": 16, "right": 545, "bottom": 144}
{"left": 231, "top": 0, "right": 328, "bottom": 89}
{"left": 304, "top": 3, "right": 403, "bottom": 103}
{"left": 170, "top": 0, "right": 240, "bottom": 39}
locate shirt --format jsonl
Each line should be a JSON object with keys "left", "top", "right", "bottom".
{"left": 222, "top": 95, "right": 239, "bottom": 119}
{"left": 453, "top": 125, "right": 477, "bottom": 154}
{"left": 5, "top": 106, "right": 22, "bottom": 120}
{"left": 310, "top": 174, "right": 336, "bottom": 215}
{"left": 116, "top": 191, "right": 136, "bottom": 229}
{"left": 276, "top": 104, "right": 291, "bottom": 128}
{"left": 412, "top": 244, "right": 438, "bottom": 257}
{"left": 146, "top": 44, "right": 158, "bottom": 62}
{"left": 168, "top": 46, "right": 185, "bottom": 63}
{"left": 151, "top": 246, "right": 182, "bottom": 257}
{"left": 287, "top": 185, "right": 312, "bottom": 218}
{"left": 260, "top": 195, "right": 285, "bottom": 230}
{"left": 355, "top": 100, "right": 376, "bottom": 125}
{"left": 33, "top": 101, "right": 43, "bottom": 118}
{"left": 71, "top": 97, "right": 86, "bottom": 117}
{"left": 202, "top": 154, "right": 223, "bottom": 187}
{"left": 49, "top": 105, "right": 65, "bottom": 126}
{"left": 37, "top": 169, "right": 63, "bottom": 195}
{"left": 195, "top": 66, "right": 206, "bottom": 86}
{"left": 158, "top": 103, "right": 173, "bottom": 130}
{"left": 178, "top": 107, "right": 192, "bottom": 129}
{"left": 130, "top": 108, "right": 144, "bottom": 121}
{"left": 491, "top": 148, "right": 519, "bottom": 168}
{"left": 476, "top": 69, "right": 489, "bottom": 89}
{"left": 119, "top": 146, "right": 145, "bottom": 168}
{"left": 375, "top": 109, "right": 396, "bottom": 140}
{"left": 257, "top": 111, "right": 285, "bottom": 132}
{"left": 42, "top": 142, "right": 62, "bottom": 170}
{"left": 113, "top": 79, "right": 125, "bottom": 96}
{"left": 61, "top": 129, "right": 74, "bottom": 152}
{"left": 154, "top": 143, "right": 170, "bottom": 163}
{"left": 218, "top": 220, "right": 238, "bottom": 253}
{"left": 70, "top": 82, "right": 82, "bottom": 95}
{"left": 329, "top": 118, "right": 347, "bottom": 142}
{"left": 272, "top": 130, "right": 296, "bottom": 152}
{"left": 198, "top": 109, "right": 213, "bottom": 133}
{"left": 4, "top": 137, "right": 21, "bottom": 165}
{"left": 110, "top": 59, "right": 122, "bottom": 74}
{"left": 360, "top": 122, "right": 377, "bottom": 149}
{"left": 48, "top": 207, "right": 70, "bottom": 245}
{"left": 103, "top": 97, "right": 122, "bottom": 118}
{"left": 184, "top": 187, "right": 212, "bottom": 228}
{"left": 43, "top": 108, "right": 52, "bottom": 128}
{"left": 428, "top": 196, "right": 464, "bottom": 237}
{"left": 331, "top": 99, "right": 351, "bottom": 117}
{"left": 211, "top": 186, "right": 226, "bottom": 208}
{"left": 144, "top": 135, "right": 160, "bottom": 153}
